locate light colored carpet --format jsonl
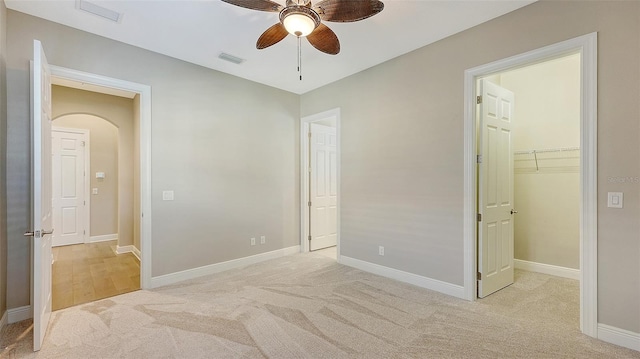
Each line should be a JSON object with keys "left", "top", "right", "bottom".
{"left": 1, "top": 252, "right": 639, "bottom": 358}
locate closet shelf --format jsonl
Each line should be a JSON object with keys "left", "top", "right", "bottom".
{"left": 514, "top": 146, "right": 580, "bottom": 155}
{"left": 514, "top": 147, "right": 580, "bottom": 172}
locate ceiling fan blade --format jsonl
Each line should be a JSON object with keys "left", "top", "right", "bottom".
{"left": 313, "top": 0, "right": 384, "bottom": 22}
{"left": 306, "top": 23, "right": 340, "bottom": 55}
{"left": 221, "top": 0, "right": 283, "bottom": 12}
{"left": 257, "top": 23, "right": 290, "bottom": 49}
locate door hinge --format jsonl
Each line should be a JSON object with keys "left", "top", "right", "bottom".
{"left": 84, "top": 200, "right": 86, "bottom": 205}
{"left": 477, "top": 272, "right": 482, "bottom": 280}
{"left": 308, "top": 201, "right": 312, "bottom": 207}
{"left": 308, "top": 167, "right": 312, "bottom": 173}
{"left": 308, "top": 235, "right": 312, "bottom": 241}
{"left": 308, "top": 132, "right": 312, "bottom": 138}
{"left": 477, "top": 154, "right": 483, "bottom": 164}
{"left": 477, "top": 95, "right": 482, "bottom": 104}
{"left": 477, "top": 213, "right": 482, "bottom": 222}
{"left": 84, "top": 230, "right": 86, "bottom": 235}
{"left": 81, "top": 141, "right": 86, "bottom": 147}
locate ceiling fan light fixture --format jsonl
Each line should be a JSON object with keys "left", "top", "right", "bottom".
{"left": 280, "top": 6, "right": 320, "bottom": 37}
{"left": 283, "top": 13, "right": 314, "bottom": 36}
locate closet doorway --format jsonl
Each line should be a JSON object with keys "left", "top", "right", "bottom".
{"left": 477, "top": 53, "right": 582, "bottom": 299}
{"left": 464, "top": 33, "right": 598, "bottom": 337}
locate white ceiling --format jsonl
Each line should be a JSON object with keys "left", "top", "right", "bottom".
{"left": 5, "top": 0, "right": 535, "bottom": 94}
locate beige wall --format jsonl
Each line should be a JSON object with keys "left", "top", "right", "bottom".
{"left": 301, "top": 1, "right": 640, "bottom": 333}
{"left": 52, "top": 86, "right": 134, "bottom": 247}
{"left": 53, "top": 113, "right": 119, "bottom": 238}
{"left": 5, "top": 10, "right": 300, "bottom": 308}
{"left": 500, "top": 54, "right": 581, "bottom": 270}
{"left": 0, "top": 0, "right": 7, "bottom": 320}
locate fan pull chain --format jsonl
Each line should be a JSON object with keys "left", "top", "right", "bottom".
{"left": 297, "top": 36, "right": 303, "bottom": 81}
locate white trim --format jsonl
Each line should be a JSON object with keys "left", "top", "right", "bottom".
{"left": 8, "top": 305, "right": 32, "bottom": 324}
{"left": 514, "top": 259, "right": 580, "bottom": 280}
{"left": 0, "top": 310, "right": 7, "bottom": 330}
{"left": 340, "top": 256, "right": 466, "bottom": 300}
{"left": 50, "top": 65, "right": 152, "bottom": 290}
{"left": 597, "top": 324, "right": 640, "bottom": 352}
{"left": 51, "top": 126, "right": 91, "bottom": 244}
{"left": 150, "top": 245, "right": 300, "bottom": 288}
{"left": 88, "top": 233, "right": 118, "bottom": 243}
{"left": 300, "top": 108, "right": 341, "bottom": 258}
{"left": 463, "top": 33, "right": 598, "bottom": 337}
{"left": 116, "top": 244, "right": 141, "bottom": 261}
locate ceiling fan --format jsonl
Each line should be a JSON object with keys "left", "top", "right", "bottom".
{"left": 221, "top": 0, "right": 384, "bottom": 55}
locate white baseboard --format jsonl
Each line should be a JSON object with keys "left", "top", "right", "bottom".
{"left": 339, "top": 256, "right": 466, "bottom": 300}
{"left": 514, "top": 259, "right": 580, "bottom": 280}
{"left": 0, "top": 310, "right": 7, "bottom": 331}
{"left": 150, "top": 245, "right": 300, "bottom": 289}
{"left": 598, "top": 323, "right": 640, "bottom": 352}
{"left": 88, "top": 233, "right": 118, "bottom": 243}
{"left": 116, "top": 245, "right": 141, "bottom": 261}
{"left": 8, "top": 305, "right": 32, "bottom": 324}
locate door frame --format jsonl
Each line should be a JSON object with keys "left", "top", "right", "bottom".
{"left": 51, "top": 126, "right": 91, "bottom": 245}
{"left": 49, "top": 65, "right": 153, "bottom": 289}
{"left": 462, "top": 33, "right": 598, "bottom": 336}
{"left": 300, "top": 108, "right": 341, "bottom": 257}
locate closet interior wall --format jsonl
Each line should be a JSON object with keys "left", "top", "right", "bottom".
{"left": 500, "top": 54, "right": 582, "bottom": 270}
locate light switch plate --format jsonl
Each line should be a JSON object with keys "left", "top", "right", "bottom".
{"left": 607, "top": 192, "right": 623, "bottom": 208}
{"left": 162, "top": 190, "right": 174, "bottom": 201}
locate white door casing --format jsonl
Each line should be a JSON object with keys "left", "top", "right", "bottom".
{"left": 464, "top": 33, "right": 597, "bottom": 335}
{"left": 309, "top": 123, "right": 338, "bottom": 251}
{"left": 478, "top": 79, "right": 515, "bottom": 298}
{"left": 31, "top": 39, "right": 54, "bottom": 352}
{"left": 52, "top": 128, "right": 88, "bottom": 247}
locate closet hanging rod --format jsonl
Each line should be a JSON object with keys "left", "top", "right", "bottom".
{"left": 513, "top": 146, "right": 580, "bottom": 155}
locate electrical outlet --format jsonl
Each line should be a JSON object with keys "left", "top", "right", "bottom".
{"left": 251, "top": 237, "right": 256, "bottom": 246}
{"left": 379, "top": 246, "right": 384, "bottom": 256}
{"left": 260, "top": 235, "right": 266, "bottom": 244}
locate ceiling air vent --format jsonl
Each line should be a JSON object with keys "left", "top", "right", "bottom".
{"left": 218, "top": 52, "right": 245, "bottom": 65}
{"left": 76, "top": 0, "right": 123, "bottom": 23}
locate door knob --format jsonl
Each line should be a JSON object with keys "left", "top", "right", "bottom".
{"left": 511, "top": 209, "right": 518, "bottom": 215}
{"left": 42, "top": 229, "right": 54, "bottom": 236}
{"left": 24, "top": 231, "right": 34, "bottom": 237}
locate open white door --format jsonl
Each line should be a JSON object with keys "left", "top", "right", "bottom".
{"left": 27, "top": 40, "right": 54, "bottom": 351}
{"left": 309, "top": 123, "right": 337, "bottom": 251}
{"left": 478, "top": 79, "right": 515, "bottom": 298}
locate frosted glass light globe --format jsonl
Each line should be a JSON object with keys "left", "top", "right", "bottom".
{"left": 283, "top": 13, "right": 316, "bottom": 37}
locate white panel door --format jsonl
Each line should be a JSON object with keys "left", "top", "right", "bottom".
{"left": 52, "top": 129, "right": 86, "bottom": 247}
{"left": 309, "top": 123, "right": 337, "bottom": 251}
{"left": 30, "top": 40, "right": 54, "bottom": 351}
{"left": 478, "top": 79, "right": 515, "bottom": 298}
